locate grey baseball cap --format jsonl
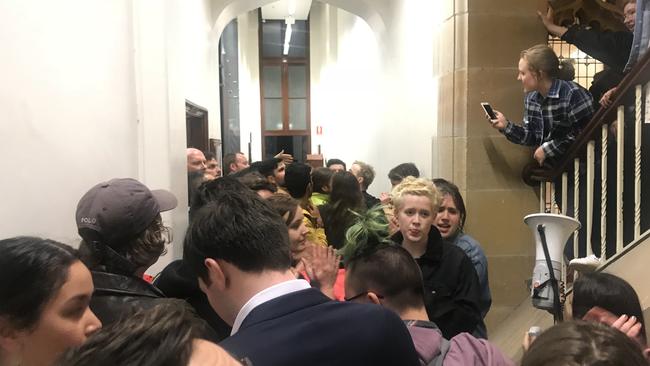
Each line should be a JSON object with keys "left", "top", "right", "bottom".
{"left": 76, "top": 178, "right": 178, "bottom": 247}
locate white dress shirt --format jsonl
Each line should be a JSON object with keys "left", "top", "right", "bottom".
{"left": 230, "top": 279, "right": 311, "bottom": 335}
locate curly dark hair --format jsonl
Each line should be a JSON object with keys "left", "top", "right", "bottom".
{"left": 80, "top": 215, "right": 170, "bottom": 275}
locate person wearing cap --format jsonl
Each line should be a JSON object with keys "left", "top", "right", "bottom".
{"left": 75, "top": 178, "right": 178, "bottom": 326}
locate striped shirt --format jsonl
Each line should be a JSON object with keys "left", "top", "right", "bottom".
{"left": 502, "top": 79, "right": 595, "bottom": 161}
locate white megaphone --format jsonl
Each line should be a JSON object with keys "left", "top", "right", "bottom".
{"left": 524, "top": 213, "right": 580, "bottom": 313}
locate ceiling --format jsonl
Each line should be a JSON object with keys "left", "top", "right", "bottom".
{"left": 261, "top": 0, "right": 313, "bottom": 21}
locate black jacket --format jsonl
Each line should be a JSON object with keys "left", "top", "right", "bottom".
{"left": 90, "top": 271, "right": 167, "bottom": 326}
{"left": 362, "top": 191, "right": 381, "bottom": 210}
{"left": 155, "top": 260, "right": 231, "bottom": 341}
{"left": 562, "top": 25, "right": 633, "bottom": 73}
{"left": 392, "top": 226, "right": 482, "bottom": 339}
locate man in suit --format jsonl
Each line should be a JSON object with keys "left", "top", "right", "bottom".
{"left": 183, "top": 185, "right": 419, "bottom": 366}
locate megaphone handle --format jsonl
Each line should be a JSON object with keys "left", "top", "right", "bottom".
{"left": 537, "top": 224, "right": 564, "bottom": 323}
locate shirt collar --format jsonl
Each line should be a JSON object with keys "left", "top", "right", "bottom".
{"left": 532, "top": 79, "right": 561, "bottom": 102}
{"left": 546, "top": 78, "right": 561, "bottom": 99}
{"left": 231, "top": 279, "right": 311, "bottom": 335}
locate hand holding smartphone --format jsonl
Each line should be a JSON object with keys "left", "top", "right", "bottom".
{"left": 481, "top": 102, "right": 498, "bottom": 120}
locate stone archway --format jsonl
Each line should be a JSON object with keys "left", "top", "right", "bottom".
{"left": 210, "top": 0, "right": 387, "bottom": 41}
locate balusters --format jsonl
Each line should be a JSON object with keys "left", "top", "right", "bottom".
{"left": 562, "top": 172, "right": 568, "bottom": 216}
{"left": 586, "top": 141, "right": 595, "bottom": 256}
{"left": 601, "top": 124, "right": 608, "bottom": 260}
{"left": 634, "top": 85, "right": 642, "bottom": 239}
{"left": 574, "top": 158, "right": 580, "bottom": 258}
{"left": 616, "top": 105, "right": 625, "bottom": 252}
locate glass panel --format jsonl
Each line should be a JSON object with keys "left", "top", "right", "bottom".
{"left": 288, "top": 98, "right": 307, "bottom": 130}
{"left": 288, "top": 65, "right": 306, "bottom": 98}
{"left": 262, "top": 66, "right": 282, "bottom": 98}
{"left": 264, "top": 135, "right": 309, "bottom": 161}
{"left": 219, "top": 18, "right": 240, "bottom": 154}
{"left": 261, "top": 20, "right": 283, "bottom": 57}
{"left": 264, "top": 99, "right": 283, "bottom": 130}
{"left": 287, "top": 20, "right": 307, "bottom": 58}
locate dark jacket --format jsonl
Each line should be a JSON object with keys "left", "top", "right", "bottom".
{"left": 90, "top": 271, "right": 167, "bottom": 326}
{"left": 362, "top": 191, "right": 381, "bottom": 210}
{"left": 392, "top": 227, "right": 482, "bottom": 339}
{"left": 220, "top": 288, "right": 420, "bottom": 366}
{"left": 154, "top": 260, "right": 231, "bottom": 341}
{"left": 446, "top": 232, "right": 491, "bottom": 339}
{"left": 561, "top": 25, "right": 633, "bottom": 73}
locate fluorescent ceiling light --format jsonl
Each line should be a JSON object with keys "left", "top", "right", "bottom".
{"left": 283, "top": 17, "right": 294, "bottom": 55}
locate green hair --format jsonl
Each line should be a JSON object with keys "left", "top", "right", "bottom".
{"left": 339, "top": 206, "right": 393, "bottom": 261}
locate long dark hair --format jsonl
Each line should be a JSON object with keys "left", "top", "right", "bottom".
{"left": 0, "top": 236, "right": 80, "bottom": 331}
{"left": 327, "top": 172, "right": 364, "bottom": 236}
{"left": 572, "top": 272, "right": 647, "bottom": 344}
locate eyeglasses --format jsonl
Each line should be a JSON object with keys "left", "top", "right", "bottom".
{"left": 344, "top": 291, "right": 384, "bottom": 302}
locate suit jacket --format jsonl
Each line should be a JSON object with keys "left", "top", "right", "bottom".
{"left": 220, "top": 288, "right": 419, "bottom": 366}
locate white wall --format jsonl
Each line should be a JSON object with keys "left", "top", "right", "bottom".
{"left": 181, "top": 0, "right": 222, "bottom": 139}
{"left": 237, "top": 11, "right": 263, "bottom": 162}
{"left": 310, "top": 1, "right": 442, "bottom": 196}
{"left": 0, "top": 0, "right": 138, "bottom": 243}
{"left": 211, "top": 0, "right": 444, "bottom": 196}
{"left": 0, "top": 0, "right": 219, "bottom": 276}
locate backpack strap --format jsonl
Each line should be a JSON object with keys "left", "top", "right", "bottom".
{"left": 428, "top": 337, "right": 450, "bottom": 366}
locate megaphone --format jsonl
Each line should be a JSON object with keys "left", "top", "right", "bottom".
{"left": 524, "top": 213, "right": 580, "bottom": 315}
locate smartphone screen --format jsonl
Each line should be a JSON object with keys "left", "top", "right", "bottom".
{"left": 481, "top": 102, "right": 497, "bottom": 120}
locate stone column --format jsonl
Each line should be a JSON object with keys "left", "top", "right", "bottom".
{"left": 434, "top": 0, "right": 549, "bottom": 332}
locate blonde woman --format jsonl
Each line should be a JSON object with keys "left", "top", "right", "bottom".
{"left": 490, "top": 44, "right": 595, "bottom": 166}
{"left": 390, "top": 177, "right": 482, "bottom": 339}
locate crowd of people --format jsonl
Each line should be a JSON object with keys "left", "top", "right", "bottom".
{"left": 2, "top": 152, "right": 649, "bottom": 365}
{"left": 2, "top": 2, "right": 649, "bottom": 365}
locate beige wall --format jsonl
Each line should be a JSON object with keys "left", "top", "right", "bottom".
{"left": 434, "top": 0, "right": 549, "bottom": 332}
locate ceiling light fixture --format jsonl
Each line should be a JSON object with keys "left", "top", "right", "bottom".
{"left": 283, "top": 16, "right": 295, "bottom": 55}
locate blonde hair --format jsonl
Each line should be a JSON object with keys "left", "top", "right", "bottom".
{"left": 390, "top": 177, "right": 441, "bottom": 214}
{"left": 521, "top": 44, "right": 575, "bottom": 81}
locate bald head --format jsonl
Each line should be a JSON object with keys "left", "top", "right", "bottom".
{"left": 187, "top": 148, "right": 206, "bottom": 173}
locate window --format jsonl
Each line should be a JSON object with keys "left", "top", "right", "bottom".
{"left": 259, "top": 15, "right": 310, "bottom": 160}
{"left": 548, "top": 35, "right": 604, "bottom": 90}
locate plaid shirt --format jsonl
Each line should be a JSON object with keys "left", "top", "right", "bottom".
{"left": 502, "top": 79, "right": 595, "bottom": 161}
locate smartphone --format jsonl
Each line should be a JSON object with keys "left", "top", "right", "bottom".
{"left": 481, "top": 102, "right": 497, "bottom": 120}
{"left": 528, "top": 326, "right": 541, "bottom": 338}
{"left": 583, "top": 306, "right": 618, "bottom": 324}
